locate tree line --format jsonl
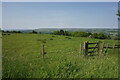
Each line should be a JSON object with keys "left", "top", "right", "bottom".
{"left": 2, "top": 30, "right": 40, "bottom": 34}
{"left": 2, "top": 29, "right": 119, "bottom": 40}
{"left": 2, "top": 30, "right": 22, "bottom": 33}
{"left": 52, "top": 29, "right": 111, "bottom": 39}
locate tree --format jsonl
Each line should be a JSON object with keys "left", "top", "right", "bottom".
{"left": 32, "top": 30, "right": 37, "bottom": 34}
{"left": 2, "top": 30, "right": 4, "bottom": 33}
{"left": 97, "top": 32, "right": 106, "bottom": 39}
{"left": 72, "top": 31, "right": 79, "bottom": 37}
{"left": 53, "top": 31, "right": 60, "bottom": 35}
{"left": 117, "top": 10, "right": 120, "bottom": 16}
{"left": 117, "top": 10, "right": 120, "bottom": 20}
{"left": 92, "top": 33, "right": 98, "bottom": 39}
{"left": 17, "top": 31, "right": 22, "bottom": 33}
{"left": 59, "top": 29, "right": 64, "bottom": 35}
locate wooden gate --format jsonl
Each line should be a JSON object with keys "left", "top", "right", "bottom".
{"left": 84, "top": 41, "right": 99, "bottom": 56}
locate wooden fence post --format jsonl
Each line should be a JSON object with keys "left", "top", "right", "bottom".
{"left": 84, "top": 42, "right": 86, "bottom": 56}
{"left": 80, "top": 43, "right": 82, "bottom": 55}
{"left": 98, "top": 40, "right": 99, "bottom": 56}
{"left": 112, "top": 43, "right": 115, "bottom": 53}
{"left": 86, "top": 41, "right": 88, "bottom": 56}
{"left": 42, "top": 44, "right": 45, "bottom": 62}
{"left": 100, "top": 42, "right": 104, "bottom": 55}
{"left": 84, "top": 42, "right": 88, "bottom": 56}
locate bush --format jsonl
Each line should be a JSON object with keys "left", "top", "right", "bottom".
{"left": 52, "top": 36, "right": 55, "bottom": 37}
{"left": 72, "top": 31, "right": 91, "bottom": 37}
{"left": 92, "top": 32, "right": 111, "bottom": 39}
{"left": 37, "top": 39, "right": 41, "bottom": 41}
{"left": 32, "top": 30, "right": 37, "bottom": 34}
{"left": 41, "top": 40, "right": 46, "bottom": 43}
{"left": 50, "top": 38, "right": 53, "bottom": 40}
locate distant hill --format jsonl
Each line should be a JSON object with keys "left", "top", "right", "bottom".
{"left": 5, "top": 28, "right": 118, "bottom": 37}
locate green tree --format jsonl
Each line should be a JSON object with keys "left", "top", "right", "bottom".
{"left": 2, "top": 30, "right": 4, "bottom": 33}
{"left": 117, "top": 10, "right": 120, "bottom": 20}
{"left": 53, "top": 31, "right": 60, "bottom": 35}
{"left": 59, "top": 29, "right": 64, "bottom": 35}
{"left": 32, "top": 30, "right": 37, "bottom": 34}
{"left": 92, "top": 33, "right": 98, "bottom": 39}
{"left": 117, "top": 10, "right": 120, "bottom": 16}
{"left": 72, "top": 31, "right": 79, "bottom": 37}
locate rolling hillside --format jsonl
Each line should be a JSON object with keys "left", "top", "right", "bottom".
{"left": 2, "top": 33, "right": 119, "bottom": 78}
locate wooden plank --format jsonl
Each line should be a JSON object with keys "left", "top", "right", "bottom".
{"left": 90, "top": 44, "right": 98, "bottom": 55}
{"left": 88, "top": 47, "right": 98, "bottom": 49}
{"left": 88, "top": 43, "right": 98, "bottom": 44}
{"left": 88, "top": 51, "right": 97, "bottom": 53}
{"left": 103, "top": 47, "right": 113, "bottom": 49}
{"left": 114, "top": 47, "right": 120, "bottom": 48}
{"left": 103, "top": 47, "right": 119, "bottom": 49}
{"left": 115, "top": 44, "right": 120, "bottom": 46}
{"left": 108, "top": 47, "right": 113, "bottom": 49}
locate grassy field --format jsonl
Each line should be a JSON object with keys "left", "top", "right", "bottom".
{"left": 2, "top": 33, "right": 119, "bottom": 78}
{"left": 0, "top": 33, "right": 2, "bottom": 79}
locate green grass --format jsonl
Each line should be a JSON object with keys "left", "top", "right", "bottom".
{"left": 2, "top": 33, "right": 119, "bottom": 78}
{"left": 0, "top": 32, "right": 2, "bottom": 79}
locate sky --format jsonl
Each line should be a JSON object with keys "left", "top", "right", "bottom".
{"left": 1, "top": 0, "right": 120, "bottom": 2}
{"left": 2, "top": 2, "right": 118, "bottom": 30}
{"left": 0, "top": 2, "right": 1, "bottom": 29}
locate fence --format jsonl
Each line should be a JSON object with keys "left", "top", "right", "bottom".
{"left": 83, "top": 41, "right": 99, "bottom": 56}
{"left": 42, "top": 41, "right": 120, "bottom": 62}
{"left": 81, "top": 41, "right": 120, "bottom": 56}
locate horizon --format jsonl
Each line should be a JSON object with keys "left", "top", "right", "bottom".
{"left": 2, "top": 2, "right": 118, "bottom": 30}
{"left": 1, "top": 28, "right": 118, "bottom": 31}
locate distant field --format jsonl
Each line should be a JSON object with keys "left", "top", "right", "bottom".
{"left": 2, "top": 33, "right": 119, "bottom": 78}
{"left": 21, "top": 28, "right": 118, "bottom": 37}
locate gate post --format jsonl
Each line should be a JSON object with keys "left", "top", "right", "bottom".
{"left": 84, "top": 42, "right": 86, "bottom": 56}
{"left": 84, "top": 41, "right": 88, "bottom": 56}
{"left": 98, "top": 40, "right": 99, "bottom": 56}
{"left": 86, "top": 41, "right": 88, "bottom": 56}
{"left": 100, "top": 42, "right": 104, "bottom": 55}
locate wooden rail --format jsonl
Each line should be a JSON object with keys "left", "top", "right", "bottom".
{"left": 84, "top": 41, "right": 99, "bottom": 56}
{"left": 88, "top": 47, "right": 98, "bottom": 49}
{"left": 88, "top": 43, "right": 98, "bottom": 44}
{"left": 83, "top": 40, "right": 120, "bottom": 57}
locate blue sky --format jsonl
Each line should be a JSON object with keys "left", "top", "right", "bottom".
{"left": 0, "top": 2, "right": 1, "bottom": 30}
{"left": 2, "top": 0, "right": 119, "bottom": 2}
{"left": 2, "top": 2, "right": 118, "bottom": 30}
